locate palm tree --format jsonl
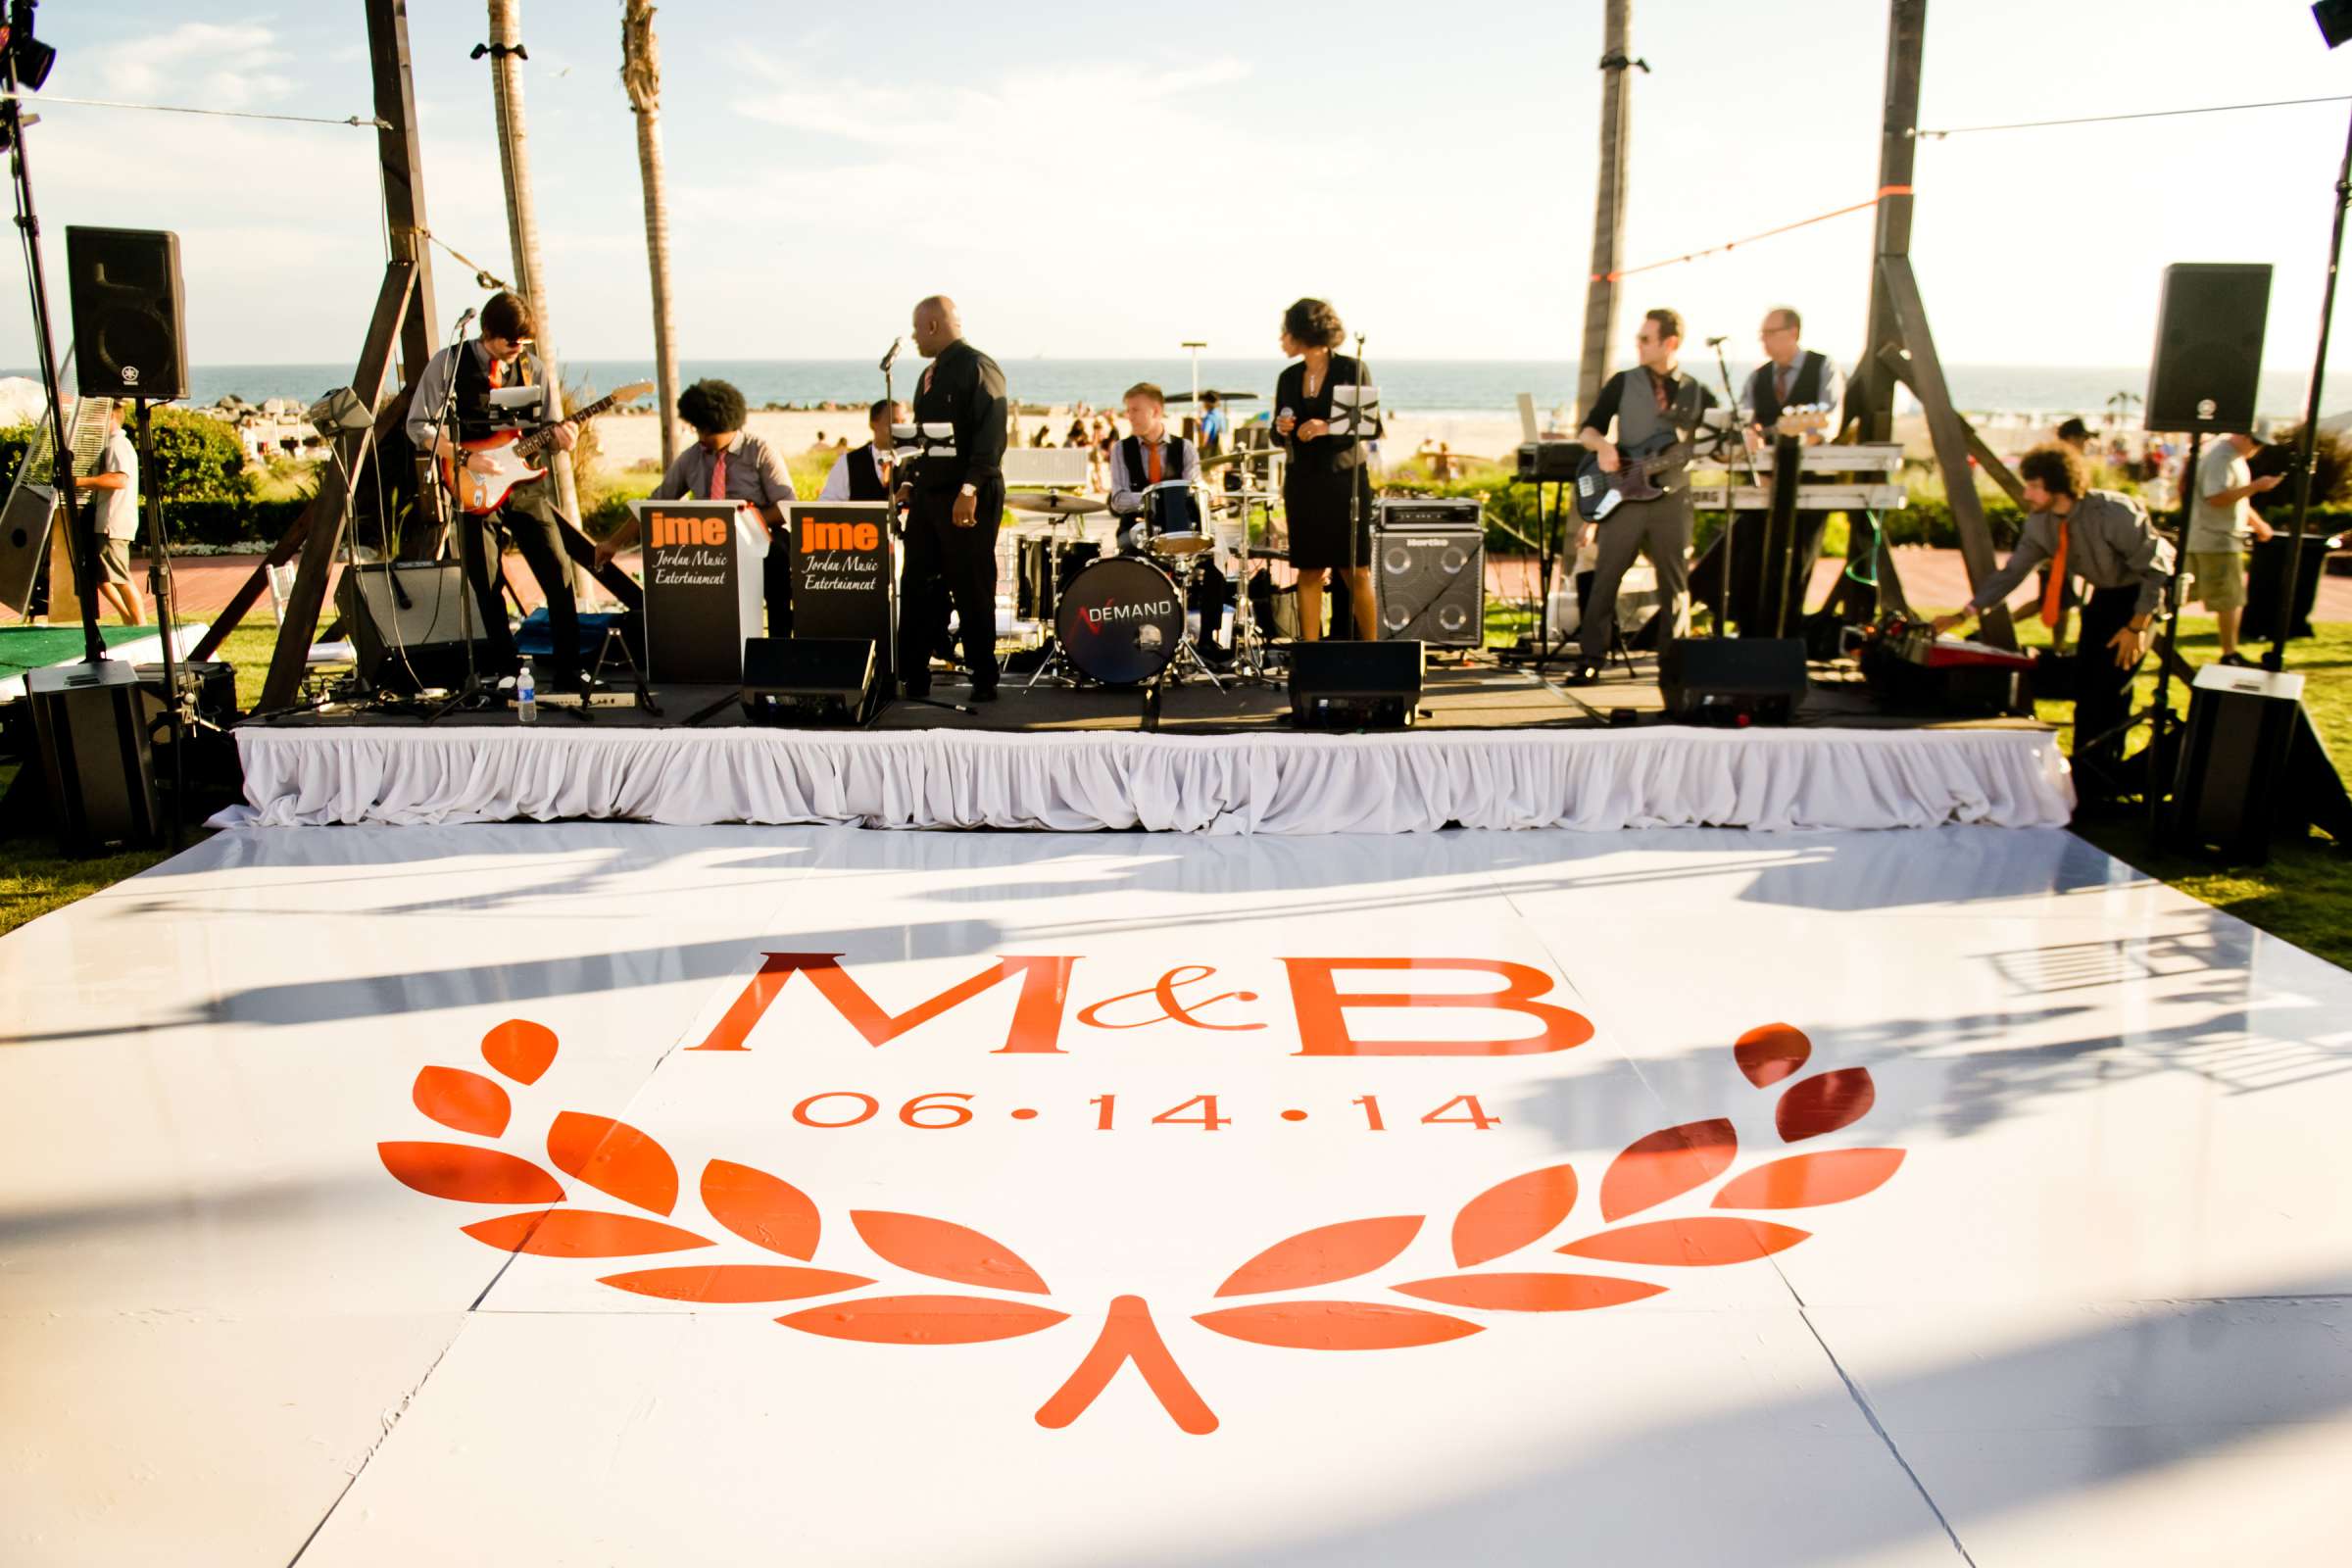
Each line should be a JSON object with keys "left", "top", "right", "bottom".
{"left": 621, "top": 0, "right": 682, "bottom": 468}
{"left": 1576, "top": 0, "right": 1634, "bottom": 422}
{"left": 485, "top": 0, "right": 583, "bottom": 522}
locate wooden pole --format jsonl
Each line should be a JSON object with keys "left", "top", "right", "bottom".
{"left": 621, "top": 0, "right": 682, "bottom": 468}
{"left": 1575, "top": 0, "right": 1634, "bottom": 421}
{"left": 485, "top": 0, "right": 583, "bottom": 522}
{"left": 367, "top": 0, "right": 437, "bottom": 386}
{"left": 1849, "top": 0, "right": 1923, "bottom": 445}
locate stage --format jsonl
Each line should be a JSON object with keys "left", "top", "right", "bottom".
{"left": 223, "top": 661, "right": 2074, "bottom": 833}
{"left": 2, "top": 820, "right": 2346, "bottom": 1565}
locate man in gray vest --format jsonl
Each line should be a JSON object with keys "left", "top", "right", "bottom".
{"left": 1695, "top": 305, "right": 1846, "bottom": 638}
{"left": 1571, "top": 307, "right": 1719, "bottom": 683}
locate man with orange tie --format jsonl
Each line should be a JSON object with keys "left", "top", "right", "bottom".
{"left": 1932, "top": 442, "right": 2172, "bottom": 804}
{"left": 598, "top": 378, "right": 799, "bottom": 636}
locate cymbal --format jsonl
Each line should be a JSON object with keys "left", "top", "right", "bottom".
{"left": 1007, "top": 490, "right": 1107, "bottom": 516}
{"left": 1203, "top": 447, "right": 1276, "bottom": 469}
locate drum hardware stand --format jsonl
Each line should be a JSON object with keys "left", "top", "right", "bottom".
{"left": 424, "top": 309, "right": 502, "bottom": 725}
{"left": 1707, "top": 335, "right": 1768, "bottom": 642}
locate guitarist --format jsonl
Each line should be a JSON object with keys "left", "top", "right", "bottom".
{"left": 406, "top": 291, "right": 584, "bottom": 694}
{"left": 1571, "top": 307, "right": 1718, "bottom": 683}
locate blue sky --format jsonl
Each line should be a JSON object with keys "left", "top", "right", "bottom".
{"left": 5, "top": 1, "right": 2349, "bottom": 371}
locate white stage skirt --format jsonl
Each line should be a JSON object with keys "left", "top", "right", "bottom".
{"left": 225, "top": 723, "right": 2075, "bottom": 834}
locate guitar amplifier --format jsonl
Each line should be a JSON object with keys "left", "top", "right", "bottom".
{"left": 1374, "top": 499, "right": 1484, "bottom": 648}
{"left": 1516, "top": 441, "right": 1582, "bottom": 480}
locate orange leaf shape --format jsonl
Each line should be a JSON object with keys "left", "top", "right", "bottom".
{"left": 547, "top": 1111, "right": 679, "bottom": 1216}
{"left": 378, "top": 1141, "right": 564, "bottom": 1205}
{"left": 851, "top": 1211, "right": 1050, "bottom": 1295}
{"left": 1194, "top": 1301, "right": 1480, "bottom": 1350}
{"left": 1451, "top": 1164, "right": 1578, "bottom": 1268}
{"left": 1215, "top": 1216, "right": 1424, "bottom": 1298}
{"left": 1776, "top": 1068, "right": 1877, "bottom": 1143}
{"left": 462, "top": 1208, "right": 712, "bottom": 1257}
{"left": 1599, "top": 1119, "right": 1737, "bottom": 1221}
{"left": 1712, "top": 1149, "right": 1905, "bottom": 1209}
{"left": 411, "top": 1066, "right": 511, "bottom": 1138}
{"left": 598, "top": 1263, "right": 874, "bottom": 1303}
{"left": 1737, "top": 1023, "right": 1811, "bottom": 1088}
{"left": 481, "top": 1018, "right": 558, "bottom": 1084}
{"left": 780, "top": 1295, "right": 1069, "bottom": 1345}
{"left": 1559, "top": 1216, "right": 1812, "bottom": 1266}
{"left": 1392, "top": 1272, "right": 1664, "bottom": 1311}
{"left": 701, "top": 1159, "right": 819, "bottom": 1259}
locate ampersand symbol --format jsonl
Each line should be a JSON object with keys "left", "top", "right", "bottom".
{"left": 1076, "top": 966, "right": 1264, "bottom": 1032}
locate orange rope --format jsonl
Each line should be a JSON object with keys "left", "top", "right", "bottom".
{"left": 1592, "top": 187, "right": 1911, "bottom": 283}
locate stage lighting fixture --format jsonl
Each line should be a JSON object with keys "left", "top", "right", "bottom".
{"left": 0, "top": 1, "right": 56, "bottom": 91}
{"left": 2319, "top": 0, "right": 2352, "bottom": 50}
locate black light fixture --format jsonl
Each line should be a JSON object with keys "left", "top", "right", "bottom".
{"left": 0, "top": 0, "right": 55, "bottom": 91}
{"left": 2319, "top": 0, "right": 2352, "bottom": 50}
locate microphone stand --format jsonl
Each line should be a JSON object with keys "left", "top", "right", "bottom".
{"left": 426, "top": 315, "right": 496, "bottom": 724}
{"left": 1708, "top": 338, "right": 1765, "bottom": 642}
{"left": 1345, "top": 332, "right": 1372, "bottom": 640}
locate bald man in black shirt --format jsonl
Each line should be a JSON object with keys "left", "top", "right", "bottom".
{"left": 895, "top": 295, "right": 1008, "bottom": 700}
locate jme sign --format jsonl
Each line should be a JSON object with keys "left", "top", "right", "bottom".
{"left": 632, "top": 498, "right": 767, "bottom": 683}
{"left": 789, "top": 502, "right": 896, "bottom": 682}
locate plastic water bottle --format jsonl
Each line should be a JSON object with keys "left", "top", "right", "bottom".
{"left": 515, "top": 657, "right": 537, "bottom": 724}
{"left": 1544, "top": 577, "right": 1580, "bottom": 641}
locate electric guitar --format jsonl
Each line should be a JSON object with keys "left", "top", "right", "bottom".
{"left": 439, "top": 380, "right": 655, "bottom": 514}
{"left": 1573, "top": 405, "right": 1832, "bottom": 523}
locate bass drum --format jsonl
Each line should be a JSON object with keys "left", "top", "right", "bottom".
{"left": 1055, "top": 555, "right": 1185, "bottom": 687}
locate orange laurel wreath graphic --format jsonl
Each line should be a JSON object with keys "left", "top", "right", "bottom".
{"left": 382, "top": 1018, "right": 1901, "bottom": 1436}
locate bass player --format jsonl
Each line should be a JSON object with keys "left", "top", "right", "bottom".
{"left": 406, "top": 291, "right": 584, "bottom": 694}
{"left": 1570, "top": 306, "right": 1718, "bottom": 684}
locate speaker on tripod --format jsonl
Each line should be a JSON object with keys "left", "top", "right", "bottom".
{"left": 2144, "top": 264, "right": 2271, "bottom": 435}
{"left": 64, "top": 227, "right": 188, "bottom": 403}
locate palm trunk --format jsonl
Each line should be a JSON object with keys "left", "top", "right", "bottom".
{"left": 621, "top": 0, "right": 681, "bottom": 468}
{"left": 1576, "top": 0, "right": 1634, "bottom": 422}
{"left": 486, "top": 0, "right": 582, "bottom": 523}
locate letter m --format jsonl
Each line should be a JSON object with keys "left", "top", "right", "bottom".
{"left": 689, "top": 953, "right": 1076, "bottom": 1054}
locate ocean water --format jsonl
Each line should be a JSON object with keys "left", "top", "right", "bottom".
{"left": 24, "top": 358, "right": 2352, "bottom": 423}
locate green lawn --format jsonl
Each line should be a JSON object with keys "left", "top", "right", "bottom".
{"left": 6, "top": 596, "right": 2346, "bottom": 970}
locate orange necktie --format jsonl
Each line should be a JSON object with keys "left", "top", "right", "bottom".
{"left": 2040, "top": 516, "right": 2070, "bottom": 628}
{"left": 489, "top": 353, "right": 507, "bottom": 389}
{"left": 1148, "top": 444, "right": 1163, "bottom": 485}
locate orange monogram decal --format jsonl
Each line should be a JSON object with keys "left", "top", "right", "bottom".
{"left": 381, "top": 1017, "right": 1902, "bottom": 1434}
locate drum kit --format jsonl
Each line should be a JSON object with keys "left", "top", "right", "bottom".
{"left": 1007, "top": 464, "right": 1284, "bottom": 695}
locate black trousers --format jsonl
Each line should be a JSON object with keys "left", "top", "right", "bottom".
{"left": 898, "top": 481, "right": 1002, "bottom": 693}
{"left": 461, "top": 477, "right": 578, "bottom": 684}
{"left": 2070, "top": 584, "right": 2144, "bottom": 795}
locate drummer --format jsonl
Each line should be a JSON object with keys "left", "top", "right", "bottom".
{"left": 1106, "top": 381, "right": 1231, "bottom": 665}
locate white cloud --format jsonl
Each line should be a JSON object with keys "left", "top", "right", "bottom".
{"left": 95, "top": 22, "right": 294, "bottom": 112}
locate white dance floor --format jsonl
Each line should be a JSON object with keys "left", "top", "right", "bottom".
{"left": 3, "top": 823, "right": 2347, "bottom": 1565}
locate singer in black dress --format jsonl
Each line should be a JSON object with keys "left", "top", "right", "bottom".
{"left": 1273, "top": 297, "right": 1377, "bottom": 640}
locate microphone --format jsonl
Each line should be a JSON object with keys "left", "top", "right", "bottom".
{"left": 880, "top": 337, "right": 901, "bottom": 373}
{"left": 455, "top": 307, "right": 478, "bottom": 331}
{"left": 1704, "top": 335, "right": 1728, "bottom": 347}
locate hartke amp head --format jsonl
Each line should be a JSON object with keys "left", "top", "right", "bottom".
{"left": 742, "top": 636, "right": 880, "bottom": 725}
{"left": 335, "top": 561, "right": 486, "bottom": 693}
{"left": 1374, "top": 499, "right": 1485, "bottom": 648}
{"left": 1288, "top": 639, "right": 1425, "bottom": 730}
{"left": 65, "top": 226, "right": 189, "bottom": 404}
{"left": 1516, "top": 441, "right": 1583, "bottom": 480}
{"left": 1659, "top": 637, "right": 1807, "bottom": 726}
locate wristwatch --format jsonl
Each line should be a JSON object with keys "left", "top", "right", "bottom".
{"left": 958, "top": 483, "right": 976, "bottom": 498}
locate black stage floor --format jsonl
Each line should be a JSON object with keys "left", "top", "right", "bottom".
{"left": 253, "top": 654, "right": 2044, "bottom": 738}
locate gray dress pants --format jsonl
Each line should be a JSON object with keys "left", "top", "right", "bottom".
{"left": 1578, "top": 496, "right": 1691, "bottom": 666}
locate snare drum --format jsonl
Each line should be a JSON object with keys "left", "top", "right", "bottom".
{"left": 1055, "top": 555, "right": 1185, "bottom": 686}
{"left": 1143, "top": 480, "right": 1211, "bottom": 556}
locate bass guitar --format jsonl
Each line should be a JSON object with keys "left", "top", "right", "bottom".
{"left": 440, "top": 380, "right": 655, "bottom": 514}
{"left": 1573, "top": 404, "right": 1831, "bottom": 523}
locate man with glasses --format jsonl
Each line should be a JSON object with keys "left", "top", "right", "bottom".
{"left": 1696, "top": 306, "right": 1848, "bottom": 638}
{"left": 406, "top": 291, "right": 585, "bottom": 694}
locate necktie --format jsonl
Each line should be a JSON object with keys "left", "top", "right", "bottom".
{"left": 708, "top": 448, "right": 729, "bottom": 503}
{"left": 489, "top": 353, "right": 507, "bottom": 390}
{"left": 2040, "top": 516, "right": 2070, "bottom": 629}
{"left": 1776, "top": 367, "right": 1791, "bottom": 406}
{"left": 1148, "top": 444, "right": 1163, "bottom": 485}
{"left": 878, "top": 450, "right": 892, "bottom": 490}
{"left": 921, "top": 364, "right": 935, "bottom": 395}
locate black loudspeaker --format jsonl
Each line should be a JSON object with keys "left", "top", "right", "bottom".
{"left": 1288, "top": 639, "right": 1424, "bottom": 729}
{"left": 2144, "top": 264, "right": 2271, "bottom": 435}
{"left": 742, "top": 636, "right": 879, "bottom": 725}
{"left": 0, "top": 477, "right": 55, "bottom": 614}
{"left": 65, "top": 227, "right": 188, "bottom": 403}
{"left": 26, "top": 661, "right": 158, "bottom": 853}
{"left": 2167, "top": 665, "right": 2351, "bottom": 862}
{"left": 2318, "top": 0, "right": 2352, "bottom": 51}
{"left": 336, "top": 561, "right": 485, "bottom": 692}
{"left": 1660, "top": 637, "right": 1807, "bottom": 725}
{"left": 1374, "top": 500, "right": 1485, "bottom": 648}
